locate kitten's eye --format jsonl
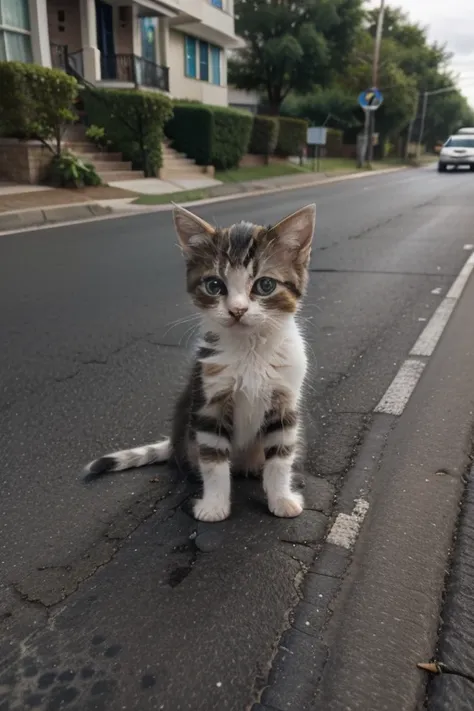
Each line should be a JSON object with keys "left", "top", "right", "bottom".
{"left": 253, "top": 277, "right": 277, "bottom": 296}
{"left": 203, "top": 277, "right": 226, "bottom": 296}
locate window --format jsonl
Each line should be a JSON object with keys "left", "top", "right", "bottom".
{"left": 184, "top": 35, "right": 197, "bottom": 78}
{"left": 185, "top": 35, "right": 222, "bottom": 85}
{"left": 210, "top": 45, "right": 221, "bottom": 85}
{"left": 211, "top": 0, "right": 223, "bottom": 8}
{"left": 0, "top": 0, "right": 32, "bottom": 62}
{"left": 199, "top": 41, "right": 209, "bottom": 82}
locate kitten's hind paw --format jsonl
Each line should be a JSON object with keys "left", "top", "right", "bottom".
{"left": 268, "top": 493, "right": 304, "bottom": 518}
{"left": 193, "top": 498, "right": 231, "bottom": 522}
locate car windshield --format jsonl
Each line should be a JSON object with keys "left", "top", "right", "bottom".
{"left": 445, "top": 138, "right": 474, "bottom": 147}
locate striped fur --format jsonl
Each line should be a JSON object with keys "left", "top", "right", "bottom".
{"left": 85, "top": 203, "right": 316, "bottom": 522}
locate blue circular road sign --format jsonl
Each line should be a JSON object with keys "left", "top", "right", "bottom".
{"left": 358, "top": 88, "right": 384, "bottom": 111}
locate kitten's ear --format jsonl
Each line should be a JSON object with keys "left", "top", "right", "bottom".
{"left": 172, "top": 204, "right": 216, "bottom": 253}
{"left": 269, "top": 204, "right": 316, "bottom": 263}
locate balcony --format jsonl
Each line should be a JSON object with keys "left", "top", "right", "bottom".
{"left": 100, "top": 54, "right": 170, "bottom": 92}
{"left": 51, "top": 44, "right": 169, "bottom": 92}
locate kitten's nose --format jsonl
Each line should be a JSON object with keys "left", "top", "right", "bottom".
{"left": 228, "top": 306, "right": 248, "bottom": 321}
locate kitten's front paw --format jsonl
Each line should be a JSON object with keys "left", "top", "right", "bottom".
{"left": 268, "top": 492, "right": 304, "bottom": 518}
{"left": 193, "top": 498, "right": 230, "bottom": 522}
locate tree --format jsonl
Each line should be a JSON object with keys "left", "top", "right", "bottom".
{"left": 229, "top": 0, "right": 364, "bottom": 115}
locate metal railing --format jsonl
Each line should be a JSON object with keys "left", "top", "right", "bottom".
{"left": 51, "top": 45, "right": 169, "bottom": 92}
{"left": 100, "top": 53, "right": 169, "bottom": 91}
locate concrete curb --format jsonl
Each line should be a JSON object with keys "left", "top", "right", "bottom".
{"left": 115, "top": 166, "right": 408, "bottom": 214}
{"left": 0, "top": 202, "right": 111, "bottom": 232}
{"left": 254, "top": 253, "right": 474, "bottom": 711}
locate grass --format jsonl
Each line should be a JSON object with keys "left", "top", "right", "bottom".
{"left": 133, "top": 156, "right": 408, "bottom": 206}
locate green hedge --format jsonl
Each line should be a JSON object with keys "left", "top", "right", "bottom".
{"left": 211, "top": 106, "right": 253, "bottom": 170}
{"left": 0, "top": 61, "right": 77, "bottom": 144}
{"left": 325, "top": 127, "right": 343, "bottom": 156}
{"left": 276, "top": 116, "right": 308, "bottom": 157}
{"left": 165, "top": 103, "right": 253, "bottom": 170}
{"left": 165, "top": 103, "right": 214, "bottom": 165}
{"left": 82, "top": 87, "right": 173, "bottom": 175}
{"left": 249, "top": 116, "right": 279, "bottom": 158}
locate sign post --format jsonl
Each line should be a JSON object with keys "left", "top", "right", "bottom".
{"left": 307, "top": 127, "right": 327, "bottom": 172}
{"left": 357, "top": 88, "right": 383, "bottom": 167}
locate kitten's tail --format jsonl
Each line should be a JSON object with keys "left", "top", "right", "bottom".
{"left": 84, "top": 438, "right": 171, "bottom": 476}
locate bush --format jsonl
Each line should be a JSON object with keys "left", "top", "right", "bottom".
{"left": 249, "top": 116, "right": 279, "bottom": 160}
{"left": 82, "top": 87, "right": 173, "bottom": 176}
{"left": 211, "top": 107, "right": 253, "bottom": 170}
{"left": 166, "top": 103, "right": 253, "bottom": 170}
{"left": 325, "top": 128, "right": 343, "bottom": 157}
{"left": 165, "top": 103, "right": 214, "bottom": 165}
{"left": 276, "top": 117, "right": 308, "bottom": 157}
{"left": 49, "top": 152, "right": 101, "bottom": 188}
{"left": 0, "top": 61, "right": 77, "bottom": 149}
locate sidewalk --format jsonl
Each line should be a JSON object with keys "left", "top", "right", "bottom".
{"left": 0, "top": 166, "right": 406, "bottom": 232}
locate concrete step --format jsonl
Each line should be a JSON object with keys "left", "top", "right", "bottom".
{"left": 98, "top": 170, "right": 145, "bottom": 182}
{"left": 64, "top": 142, "right": 97, "bottom": 153}
{"left": 74, "top": 152, "right": 123, "bottom": 162}
{"left": 88, "top": 160, "right": 132, "bottom": 172}
{"left": 160, "top": 166, "right": 207, "bottom": 180}
{"left": 162, "top": 156, "right": 200, "bottom": 169}
{"left": 63, "top": 125, "right": 88, "bottom": 141}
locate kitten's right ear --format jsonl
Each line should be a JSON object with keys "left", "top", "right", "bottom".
{"left": 172, "top": 204, "right": 216, "bottom": 254}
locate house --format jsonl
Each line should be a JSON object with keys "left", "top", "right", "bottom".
{"left": 1, "top": 0, "right": 243, "bottom": 106}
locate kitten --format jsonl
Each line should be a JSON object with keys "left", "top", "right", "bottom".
{"left": 85, "top": 203, "right": 316, "bottom": 523}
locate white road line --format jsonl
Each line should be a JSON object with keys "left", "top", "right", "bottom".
{"left": 375, "top": 250, "right": 474, "bottom": 416}
{"left": 375, "top": 359, "right": 426, "bottom": 416}
{"left": 327, "top": 499, "right": 370, "bottom": 549}
{"left": 410, "top": 298, "right": 457, "bottom": 357}
{"left": 411, "top": 252, "right": 474, "bottom": 357}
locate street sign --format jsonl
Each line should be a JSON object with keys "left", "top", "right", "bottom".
{"left": 307, "top": 126, "right": 327, "bottom": 145}
{"left": 358, "top": 88, "right": 384, "bottom": 111}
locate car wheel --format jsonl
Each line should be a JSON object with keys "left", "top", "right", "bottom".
{"left": 438, "top": 162, "right": 447, "bottom": 172}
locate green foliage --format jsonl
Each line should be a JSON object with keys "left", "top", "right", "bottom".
{"left": 0, "top": 61, "right": 77, "bottom": 151}
{"left": 165, "top": 103, "right": 214, "bottom": 165}
{"left": 282, "top": 87, "right": 360, "bottom": 130}
{"left": 212, "top": 107, "right": 253, "bottom": 170}
{"left": 229, "top": 0, "right": 364, "bottom": 114}
{"left": 82, "top": 87, "right": 173, "bottom": 175}
{"left": 85, "top": 124, "right": 110, "bottom": 151}
{"left": 49, "top": 152, "right": 101, "bottom": 188}
{"left": 326, "top": 128, "right": 343, "bottom": 155}
{"left": 275, "top": 117, "right": 308, "bottom": 157}
{"left": 249, "top": 116, "right": 279, "bottom": 159}
{"left": 165, "top": 103, "right": 252, "bottom": 170}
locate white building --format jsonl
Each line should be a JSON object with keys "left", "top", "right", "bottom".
{"left": 0, "top": 0, "right": 243, "bottom": 105}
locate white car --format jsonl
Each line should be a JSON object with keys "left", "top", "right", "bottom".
{"left": 438, "top": 135, "right": 474, "bottom": 172}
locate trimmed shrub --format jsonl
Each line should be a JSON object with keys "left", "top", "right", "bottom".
{"left": 82, "top": 87, "right": 173, "bottom": 175}
{"left": 165, "top": 103, "right": 253, "bottom": 170}
{"left": 325, "top": 128, "right": 343, "bottom": 157}
{"left": 276, "top": 117, "right": 308, "bottom": 157}
{"left": 165, "top": 103, "right": 214, "bottom": 165}
{"left": 211, "top": 106, "right": 253, "bottom": 170}
{"left": 0, "top": 61, "right": 77, "bottom": 148}
{"left": 249, "top": 116, "right": 279, "bottom": 160}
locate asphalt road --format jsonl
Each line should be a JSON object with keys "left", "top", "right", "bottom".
{"left": 2, "top": 164, "right": 474, "bottom": 710}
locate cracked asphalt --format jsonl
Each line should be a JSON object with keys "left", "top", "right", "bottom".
{"left": 2, "top": 164, "right": 474, "bottom": 710}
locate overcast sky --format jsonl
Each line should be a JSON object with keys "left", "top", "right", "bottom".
{"left": 370, "top": 0, "right": 474, "bottom": 106}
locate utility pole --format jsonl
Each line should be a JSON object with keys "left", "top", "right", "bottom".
{"left": 405, "top": 91, "right": 419, "bottom": 160}
{"left": 367, "top": 0, "right": 385, "bottom": 163}
{"left": 417, "top": 86, "right": 456, "bottom": 158}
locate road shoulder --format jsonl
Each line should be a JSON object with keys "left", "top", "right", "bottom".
{"left": 255, "top": 253, "right": 474, "bottom": 711}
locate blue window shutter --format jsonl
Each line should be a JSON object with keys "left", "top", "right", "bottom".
{"left": 185, "top": 36, "right": 196, "bottom": 78}
{"left": 199, "top": 40, "right": 209, "bottom": 81}
{"left": 210, "top": 45, "right": 221, "bottom": 85}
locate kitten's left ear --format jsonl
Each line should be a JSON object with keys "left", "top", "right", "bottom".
{"left": 269, "top": 203, "right": 316, "bottom": 263}
{"left": 172, "top": 203, "right": 216, "bottom": 253}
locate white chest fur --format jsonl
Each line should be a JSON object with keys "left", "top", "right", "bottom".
{"left": 200, "top": 320, "right": 307, "bottom": 450}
